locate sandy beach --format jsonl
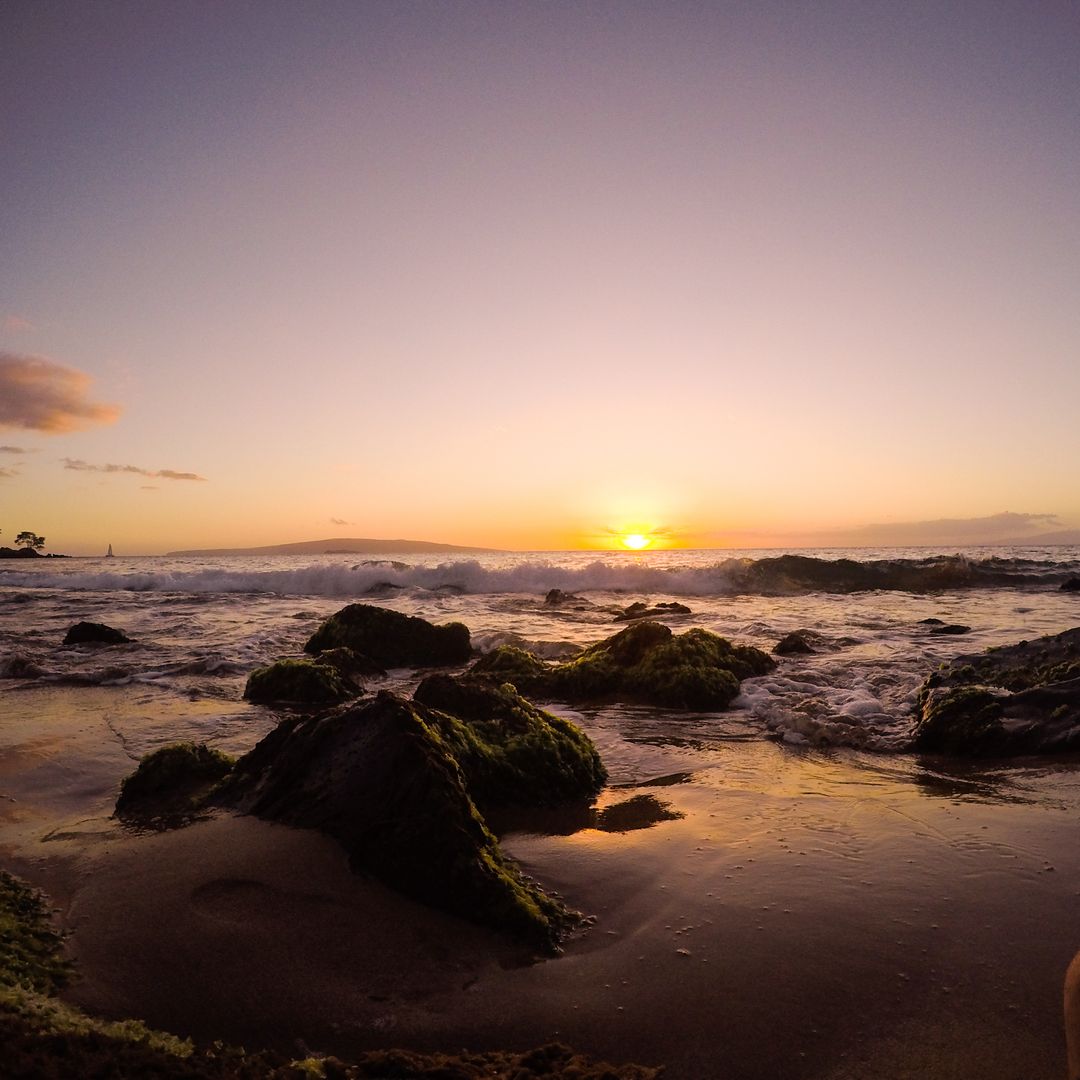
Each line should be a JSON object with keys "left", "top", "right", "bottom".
{"left": 4, "top": 673, "right": 1079, "bottom": 1079}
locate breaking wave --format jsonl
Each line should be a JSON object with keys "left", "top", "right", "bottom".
{"left": 2, "top": 552, "right": 1077, "bottom": 598}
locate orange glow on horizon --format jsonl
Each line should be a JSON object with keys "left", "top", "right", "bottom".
{"left": 622, "top": 533, "right": 650, "bottom": 550}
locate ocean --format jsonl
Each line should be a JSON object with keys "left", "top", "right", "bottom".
{"left": 2, "top": 545, "right": 1080, "bottom": 1078}
{"left": 3, "top": 544, "right": 1080, "bottom": 757}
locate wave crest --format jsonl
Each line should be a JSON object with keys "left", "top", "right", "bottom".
{"left": 1, "top": 552, "right": 1075, "bottom": 598}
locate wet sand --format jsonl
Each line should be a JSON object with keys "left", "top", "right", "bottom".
{"left": 3, "top": 684, "right": 1080, "bottom": 1078}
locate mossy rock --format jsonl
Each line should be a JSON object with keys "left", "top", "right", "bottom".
{"left": 244, "top": 658, "right": 357, "bottom": 705}
{"left": 912, "top": 627, "right": 1080, "bottom": 754}
{"left": 412, "top": 674, "right": 607, "bottom": 811}
{"left": 304, "top": 603, "right": 471, "bottom": 667}
{"left": 314, "top": 646, "right": 386, "bottom": 680}
{"left": 0, "top": 872, "right": 71, "bottom": 994}
{"left": 913, "top": 686, "right": 1007, "bottom": 753}
{"left": 473, "top": 621, "right": 773, "bottom": 710}
{"left": 218, "top": 692, "right": 575, "bottom": 951}
{"left": 116, "top": 742, "right": 236, "bottom": 823}
{"left": 470, "top": 644, "right": 552, "bottom": 690}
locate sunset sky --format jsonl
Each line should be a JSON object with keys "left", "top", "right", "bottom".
{"left": 2, "top": 2, "right": 1079, "bottom": 555}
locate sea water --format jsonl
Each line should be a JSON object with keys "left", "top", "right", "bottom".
{"left": 3, "top": 545, "right": 1079, "bottom": 758}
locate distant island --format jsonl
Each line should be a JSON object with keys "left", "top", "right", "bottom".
{"left": 0, "top": 547, "right": 67, "bottom": 560}
{"left": 166, "top": 537, "right": 505, "bottom": 557}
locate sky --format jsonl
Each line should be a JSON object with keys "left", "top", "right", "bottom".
{"left": 2, "top": 1, "right": 1079, "bottom": 555}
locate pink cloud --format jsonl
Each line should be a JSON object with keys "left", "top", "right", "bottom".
{"left": 2, "top": 315, "right": 35, "bottom": 334}
{"left": 0, "top": 353, "right": 120, "bottom": 433}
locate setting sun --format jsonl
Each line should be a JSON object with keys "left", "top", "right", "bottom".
{"left": 622, "top": 533, "right": 651, "bottom": 550}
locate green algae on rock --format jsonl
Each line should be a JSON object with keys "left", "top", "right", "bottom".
{"left": 913, "top": 627, "right": 1080, "bottom": 754}
{"left": 473, "top": 620, "right": 775, "bottom": 710}
{"left": 219, "top": 691, "right": 577, "bottom": 951}
{"left": 304, "top": 603, "right": 471, "bottom": 667}
{"left": 116, "top": 742, "right": 236, "bottom": 823}
{"left": 244, "top": 658, "right": 358, "bottom": 705}
{"left": 412, "top": 674, "right": 607, "bottom": 811}
{"left": 0, "top": 872, "right": 71, "bottom": 996}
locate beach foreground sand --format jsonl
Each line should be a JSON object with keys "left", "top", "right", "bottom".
{"left": 6, "top": 782, "right": 1078, "bottom": 1076}
{"left": 3, "top": 682, "right": 1080, "bottom": 1078}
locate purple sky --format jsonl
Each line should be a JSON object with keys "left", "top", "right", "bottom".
{"left": 2, "top": 2, "right": 1079, "bottom": 552}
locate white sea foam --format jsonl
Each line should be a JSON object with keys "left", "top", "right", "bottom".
{"left": 1, "top": 548, "right": 1076, "bottom": 598}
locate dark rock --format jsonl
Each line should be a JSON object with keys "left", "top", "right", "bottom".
{"left": 218, "top": 691, "right": 576, "bottom": 950}
{"left": 63, "top": 621, "right": 131, "bottom": 645}
{"left": 913, "top": 626, "right": 1080, "bottom": 754}
{"left": 1061, "top": 577, "right": 1080, "bottom": 592}
{"left": 359, "top": 559, "right": 409, "bottom": 571}
{"left": 363, "top": 580, "right": 405, "bottom": 596}
{"left": 311, "top": 645, "right": 385, "bottom": 680}
{"left": 412, "top": 674, "right": 607, "bottom": 810}
{"left": 542, "top": 589, "right": 594, "bottom": 610}
{"left": 929, "top": 624, "right": 971, "bottom": 635}
{"left": 244, "top": 658, "right": 358, "bottom": 705}
{"left": 304, "top": 603, "right": 471, "bottom": 667}
{"left": 472, "top": 620, "right": 774, "bottom": 710}
{"left": 918, "top": 618, "right": 946, "bottom": 625}
{"left": 614, "top": 601, "right": 692, "bottom": 622}
{"left": 115, "top": 742, "right": 235, "bottom": 823}
{"left": 774, "top": 631, "right": 816, "bottom": 655}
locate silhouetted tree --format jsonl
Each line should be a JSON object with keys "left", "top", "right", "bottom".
{"left": 15, "top": 531, "right": 45, "bottom": 550}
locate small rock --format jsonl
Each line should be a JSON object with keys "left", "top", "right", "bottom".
{"left": 63, "top": 621, "right": 131, "bottom": 646}
{"left": 774, "top": 631, "right": 815, "bottom": 655}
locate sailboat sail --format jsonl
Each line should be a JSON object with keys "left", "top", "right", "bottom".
{"left": 106, "top": 544, "right": 114, "bottom": 558}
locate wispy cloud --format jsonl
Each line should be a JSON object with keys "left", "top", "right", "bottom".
{"left": 330, "top": 517, "right": 352, "bottom": 525}
{"left": 0, "top": 467, "right": 16, "bottom": 479}
{"left": 0, "top": 353, "right": 120, "bottom": 433}
{"left": 0, "top": 445, "right": 32, "bottom": 454}
{"left": 2, "top": 315, "right": 35, "bottom": 334}
{"left": 62, "top": 458, "right": 207, "bottom": 481}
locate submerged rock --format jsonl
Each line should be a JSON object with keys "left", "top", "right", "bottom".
{"left": 115, "top": 742, "right": 235, "bottom": 823}
{"left": 412, "top": 674, "right": 607, "bottom": 810}
{"left": 614, "top": 601, "right": 692, "bottom": 622}
{"left": 0, "top": 652, "right": 46, "bottom": 679}
{"left": 774, "top": 631, "right": 816, "bottom": 655}
{"left": 63, "top": 621, "right": 131, "bottom": 646}
{"left": 913, "top": 627, "right": 1080, "bottom": 754}
{"left": 544, "top": 588, "right": 578, "bottom": 606}
{"left": 305, "top": 603, "right": 471, "bottom": 667}
{"left": 1061, "top": 577, "right": 1080, "bottom": 592}
{"left": 929, "top": 623, "right": 971, "bottom": 635}
{"left": 472, "top": 620, "right": 774, "bottom": 710}
{"left": 218, "top": 691, "right": 577, "bottom": 951}
{"left": 244, "top": 658, "right": 358, "bottom": 705}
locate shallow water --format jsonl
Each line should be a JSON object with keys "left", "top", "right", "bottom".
{"left": 4, "top": 545, "right": 1080, "bottom": 751}
{"left": 2, "top": 546, "right": 1080, "bottom": 1077}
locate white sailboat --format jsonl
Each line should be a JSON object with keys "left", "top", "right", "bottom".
{"left": 106, "top": 544, "right": 115, "bottom": 558}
